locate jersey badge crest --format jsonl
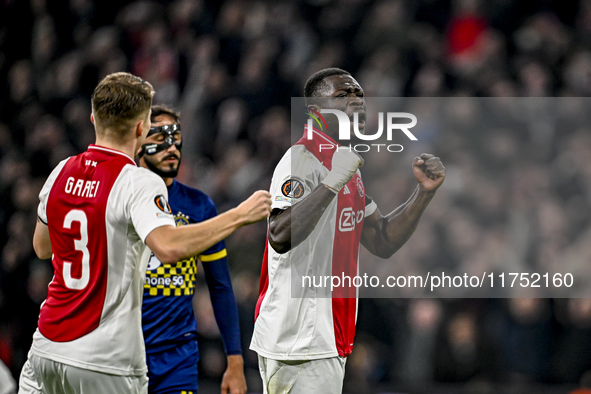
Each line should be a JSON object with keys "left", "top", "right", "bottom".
{"left": 281, "top": 179, "right": 304, "bottom": 199}
{"left": 175, "top": 212, "right": 190, "bottom": 227}
{"left": 355, "top": 177, "right": 364, "bottom": 198}
{"left": 154, "top": 195, "right": 172, "bottom": 213}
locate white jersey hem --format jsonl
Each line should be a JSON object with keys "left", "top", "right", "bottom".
{"left": 30, "top": 347, "right": 147, "bottom": 377}
{"left": 249, "top": 344, "right": 338, "bottom": 361}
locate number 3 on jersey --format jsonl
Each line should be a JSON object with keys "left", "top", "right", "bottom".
{"left": 63, "top": 210, "right": 90, "bottom": 290}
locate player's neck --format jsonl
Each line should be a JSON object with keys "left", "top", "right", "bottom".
{"left": 163, "top": 177, "right": 173, "bottom": 187}
{"left": 94, "top": 137, "right": 137, "bottom": 160}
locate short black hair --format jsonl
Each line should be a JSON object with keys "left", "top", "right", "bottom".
{"left": 151, "top": 104, "right": 180, "bottom": 124}
{"left": 304, "top": 68, "right": 351, "bottom": 98}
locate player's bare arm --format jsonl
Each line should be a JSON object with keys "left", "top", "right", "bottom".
{"left": 221, "top": 354, "right": 247, "bottom": 394}
{"left": 33, "top": 219, "right": 52, "bottom": 259}
{"left": 147, "top": 190, "right": 271, "bottom": 264}
{"left": 361, "top": 153, "right": 445, "bottom": 258}
{"left": 269, "top": 185, "right": 336, "bottom": 253}
{"left": 269, "top": 150, "right": 363, "bottom": 253}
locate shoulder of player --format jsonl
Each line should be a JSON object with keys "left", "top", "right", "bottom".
{"left": 119, "top": 165, "right": 167, "bottom": 191}
{"left": 43, "top": 157, "right": 73, "bottom": 195}
{"left": 50, "top": 156, "right": 72, "bottom": 176}
{"left": 171, "top": 180, "right": 218, "bottom": 218}
{"left": 283, "top": 144, "right": 316, "bottom": 158}
{"left": 126, "top": 165, "right": 162, "bottom": 180}
{"left": 272, "top": 146, "right": 323, "bottom": 187}
{"left": 52, "top": 155, "right": 75, "bottom": 174}
{"left": 173, "top": 181, "right": 213, "bottom": 205}
{"left": 273, "top": 145, "right": 320, "bottom": 174}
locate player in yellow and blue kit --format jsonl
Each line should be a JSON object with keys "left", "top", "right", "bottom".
{"left": 138, "top": 105, "right": 247, "bottom": 394}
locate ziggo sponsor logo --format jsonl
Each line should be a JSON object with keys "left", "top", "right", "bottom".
{"left": 338, "top": 207, "right": 364, "bottom": 232}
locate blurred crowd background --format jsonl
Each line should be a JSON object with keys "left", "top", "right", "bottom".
{"left": 1, "top": 0, "right": 591, "bottom": 393}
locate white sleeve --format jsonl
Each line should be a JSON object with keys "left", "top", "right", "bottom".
{"left": 128, "top": 168, "right": 175, "bottom": 241}
{"left": 269, "top": 146, "right": 319, "bottom": 210}
{"left": 37, "top": 158, "right": 70, "bottom": 224}
{"left": 365, "top": 199, "right": 377, "bottom": 217}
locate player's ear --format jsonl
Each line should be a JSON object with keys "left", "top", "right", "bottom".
{"left": 307, "top": 104, "right": 321, "bottom": 112}
{"left": 135, "top": 120, "right": 144, "bottom": 138}
{"left": 90, "top": 113, "right": 95, "bottom": 125}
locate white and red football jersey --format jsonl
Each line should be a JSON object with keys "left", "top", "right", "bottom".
{"left": 30, "top": 145, "right": 175, "bottom": 376}
{"left": 250, "top": 129, "right": 376, "bottom": 360}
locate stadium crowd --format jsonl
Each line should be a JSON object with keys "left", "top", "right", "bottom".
{"left": 1, "top": 0, "right": 591, "bottom": 392}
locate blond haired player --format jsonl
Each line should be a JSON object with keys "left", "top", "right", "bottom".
{"left": 18, "top": 72, "right": 271, "bottom": 394}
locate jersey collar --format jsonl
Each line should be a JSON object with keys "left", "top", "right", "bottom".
{"left": 88, "top": 144, "right": 137, "bottom": 166}
{"left": 295, "top": 126, "right": 340, "bottom": 170}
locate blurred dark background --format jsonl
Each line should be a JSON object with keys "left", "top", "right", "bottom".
{"left": 1, "top": 0, "right": 591, "bottom": 393}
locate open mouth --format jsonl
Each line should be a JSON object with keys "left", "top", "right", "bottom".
{"left": 351, "top": 111, "right": 366, "bottom": 128}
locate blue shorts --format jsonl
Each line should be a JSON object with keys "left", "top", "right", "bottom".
{"left": 147, "top": 340, "right": 198, "bottom": 394}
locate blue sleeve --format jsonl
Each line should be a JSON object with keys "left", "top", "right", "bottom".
{"left": 199, "top": 197, "right": 227, "bottom": 257}
{"left": 202, "top": 256, "right": 242, "bottom": 355}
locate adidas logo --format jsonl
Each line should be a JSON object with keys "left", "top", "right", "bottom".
{"left": 343, "top": 185, "right": 350, "bottom": 194}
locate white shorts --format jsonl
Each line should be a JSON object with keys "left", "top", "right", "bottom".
{"left": 0, "top": 358, "right": 16, "bottom": 394}
{"left": 258, "top": 354, "right": 346, "bottom": 394}
{"left": 18, "top": 353, "right": 148, "bottom": 394}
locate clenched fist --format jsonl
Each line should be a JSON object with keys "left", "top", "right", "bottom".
{"left": 236, "top": 190, "right": 272, "bottom": 224}
{"left": 322, "top": 149, "right": 364, "bottom": 193}
{"left": 413, "top": 153, "right": 445, "bottom": 192}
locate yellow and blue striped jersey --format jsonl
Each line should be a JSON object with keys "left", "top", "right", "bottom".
{"left": 141, "top": 179, "right": 240, "bottom": 356}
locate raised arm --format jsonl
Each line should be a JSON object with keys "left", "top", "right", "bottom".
{"left": 146, "top": 190, "right": 271, "bottom": 264}
{"left": 361, "top": 153, "right": 445, "bottom": 258}
{"left": 269, "top": 150, "right": 363, "bottom": 254}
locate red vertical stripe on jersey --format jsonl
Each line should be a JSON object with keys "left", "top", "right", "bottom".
{"left": 39, "top": 146, "right": 134, "bottom": 342}
{"left": 330, "top": 173, "right": 364, "bottom": 357}
{"left": 296, "top": 128, "right": 364, "bottom": 357}
{"left": 255, "top": 233, "right": 270, "bottom": 320}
